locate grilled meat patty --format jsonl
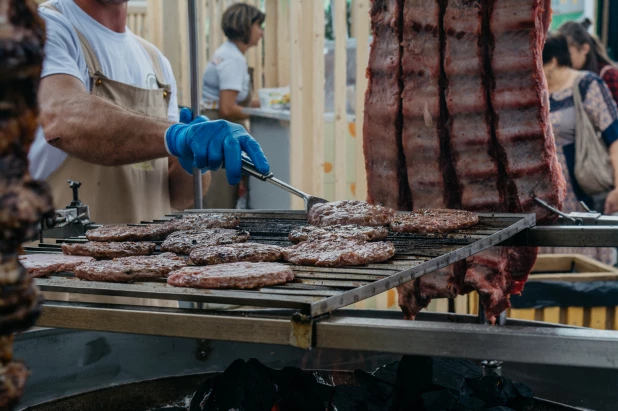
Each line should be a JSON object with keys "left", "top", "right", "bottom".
{"left": 308, "top": 200, "right": 396, "bottom": 227}
{"left": 85, "top": 214, "right": 240, "bottom": 242}
{"left": 62, "top": 242, "right": 156, "bottom": 258}
{"left": 189, "top": 243, "right": 284, "bottom": 265}
{"left": 288, "top": 224, "right": 389, "bottom": 244}
{"left": 167, "top": 262, "right": 294, "bottom": 289}
{"left": 390, "top": 208, "right": 479, "bottom": 234}
{"left": 74, "top": 253, "right": 186, "bottom": 282}
{"left": 161, "top": 229, "right": 250, "bottom": 254}
{"left": 282, "top": 238, "right": 396, "bottom": 267}
{"left": 19, "top": 254, "right": 94, "bottom": 278}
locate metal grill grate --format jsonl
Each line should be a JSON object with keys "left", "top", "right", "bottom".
{"left": 27, "top": 210, "right": 535, "bottom": 317}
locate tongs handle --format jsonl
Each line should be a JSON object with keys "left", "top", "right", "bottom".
{"left": 241, "top": 154, "right": 274, "bottom": 181}
{"left": 240, "top": 154, "right": 311, "bottom": 202}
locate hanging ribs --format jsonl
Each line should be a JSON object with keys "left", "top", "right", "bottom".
{"left": 363, "top": 0, "right": 410, "bottom": 210}
{"left": 365, "top": 0, "right": 565, "bottom": 322}
{"left": 0, "top": 0, "right": 52, "bottom": 407}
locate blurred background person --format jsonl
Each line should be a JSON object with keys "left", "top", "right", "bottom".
{"left": 541, "top": 33, "right": 618, "bottom": 265}
{"left": 201, "top": 3, "right": 265, "bottom": 209}
{"left": 559, "top": 19, "right": 618, "bottom": 105}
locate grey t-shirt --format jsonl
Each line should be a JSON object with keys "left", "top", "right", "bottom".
{"left": 201, "top": 41, "right": 250, "bottom": 110}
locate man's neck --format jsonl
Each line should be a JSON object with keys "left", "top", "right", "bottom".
{"left": 74, "top": 0, "right": 127, "bottom": 33}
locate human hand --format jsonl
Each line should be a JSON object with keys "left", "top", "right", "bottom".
{"left": 604, "top": 189, "right": 618, "bottom": 215}
{"left": 165, "top": 113, "right": 269, "bottom": 184}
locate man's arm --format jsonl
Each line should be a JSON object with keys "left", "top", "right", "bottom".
{"left": 38, "top": 74, "right": 172, "bottom": 166}
{"left": 168, "top": 157, "right": 211, "bottom": 211}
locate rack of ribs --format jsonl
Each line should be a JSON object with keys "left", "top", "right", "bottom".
{"left": 363, "top": 0, "right": 410, "bottom": 210}
{"left": 365, "top": 0, "right": 566, "bottom": 323}
{"left": 0, "top": 0, "right": 52, "bottom": 406}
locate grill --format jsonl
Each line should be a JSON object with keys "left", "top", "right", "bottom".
{"left": 26, "top": 210, "right": 534, "bottom": 318}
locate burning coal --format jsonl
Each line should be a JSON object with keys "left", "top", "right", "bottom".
{"left": 181, "top": 356, "right": 534, "bottom": 411}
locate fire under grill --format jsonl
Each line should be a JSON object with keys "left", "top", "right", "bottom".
{"left": 25, "top": 210, "right": 534, "bottom": 318}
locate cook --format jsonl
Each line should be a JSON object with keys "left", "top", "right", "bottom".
{"left": 28, "top": 0, "right": 270, "bottom": 225}
{"left": 200, "top": 3, "right": 264, "bottom": 209}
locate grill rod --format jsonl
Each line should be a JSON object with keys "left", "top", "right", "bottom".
{"left": 188, "top": 0, "right": 203, "bottom": 209}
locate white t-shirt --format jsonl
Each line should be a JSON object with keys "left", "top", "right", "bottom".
{"left": 28, "top": 0, "right": 179, "bottom": 180}
{"left": 201, "top": 41, "right": 250, "bottom": 109}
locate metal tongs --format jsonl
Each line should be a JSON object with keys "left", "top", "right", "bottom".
{"left": 240, "top": 154, "right": 327, "bottom": 212}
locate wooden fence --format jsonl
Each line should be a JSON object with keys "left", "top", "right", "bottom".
{"left": 135, "top": 0, "right": 370, "bottom": 206}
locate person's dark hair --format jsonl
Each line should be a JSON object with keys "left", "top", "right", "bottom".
{"left": 543, "top": 32, "right": 573, "bottom": 67}
{"left": 558, "top": 20, "right": 615, "bottom": 73}
{"left": 221, "top": 3, "right": 265, "bottom": 44}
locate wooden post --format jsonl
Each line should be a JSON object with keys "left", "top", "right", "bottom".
{"left": 353, "top": 0, "right": 369, "bottom": 201}
{"left": 208, "top": 0, "right": 220, "bottom": 60}
{"left": 147, "top": 0, "right": 164, "bottom": 50}
{"left": 252, "top": 0, "right": 264, "bottom": 91}
{"left": 334, "top": 0, "right": 348, "bottom": 200}
{"left": 310, "top": 0, "right": 325, "bottom": 197}
{"left": 289, "top": 0, "right": 305, "bottom": 209}
{"left": 276, "top": 0, "right": 290, "bottom": 87}
{"left": 264, "top": 0, "right": 279, "bottom": 87}
{"left": 178, "top": 0, "right": 190, "bottom": 107}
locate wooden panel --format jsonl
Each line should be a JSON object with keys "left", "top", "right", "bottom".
{"left": 263, "top": 0, "right": 278, "bottom": 87}
{"left": 353, "top": 0, "right": 369, "bottom": 201}
{"left": 532, "top": 254, "right": 575, "bottom": 273}
{"left": 147, "top": 0, "right": 164, "bottom": 49}
{"left": 288, "top": 0, "right": 305, "bottom": 209}
{"left": 333, "top": 0, "right": 348, "bottom": 200}
{"left": 589, "top": 307, "right": 607, "bottom": 330}
{"left": 567, "top": 307, "right": 585, "bottom": 327}
{"left": 454, "top": 295, "right": 468, "bottom": 314}
{"left": 309, "top": 0, "right": 325, "bottom": 197}
{"left": 543, "top": 307, "right": 561, "bottom": 324}
{"left": 529, "top": 273, "right": 618, "bottom": 282}
{"left": 276, "top": 0, "right": 290, "bottom": 86}
{"left": 510, "top": 309, "right": 536, "bottom": 321}
{"left": 533, "top": 254, "right": 618, "bottom": 274}
{"left": 253, "top": 0, "right": 264, "bottom": 91}
{"left": 468, "top": 292, "right": 479, "bottom": 316}
{"left": 177, "top": 0, "right": 190, "bottom": 107}
{"left": 434, "top": 299, "right": 449, "bottom": 313}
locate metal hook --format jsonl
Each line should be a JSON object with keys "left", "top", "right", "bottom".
{"left": 531, "top": 194, "right": 583, "bottom": 225}
{"left": 579, "top": 201, "right": 593, "bottom": 213}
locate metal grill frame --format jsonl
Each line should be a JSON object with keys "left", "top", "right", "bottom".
{"left": 29, "top": 210, "right": 536, "bottom": 318}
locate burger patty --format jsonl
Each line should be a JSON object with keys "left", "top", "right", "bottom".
{"left": 167, "top": 262, "right": 294, "bottom": 289}
{"left": 86, "top": 224, "right": 174, "bottom": 242}
{"left": 389, "top": 209, "right": 479, "bottom": 234}
{"left": 62, "top": 241, "right": 156, "bottom": 258}
{"left": 282, "top": 238, "right": 396, "bottom": 267}
{"left": 74, "top": 253, "right": 186, "bottom": 282}
{"left": 288, "top": 224, "right": 389, "bottom": 244}
{"left": 308, "top": 200, "right": 396, "bottom": 227}
{"left": 19, "top": 254, "right": 94, "bottom": 278}
{"left": 161, "top": 229, "right": 250, "bottom": 254}
{"left": 85, "top": 214, "right": 240, "bottom": 242}
{"left": 190, "top": 243, "right": 284, "bottom": 265}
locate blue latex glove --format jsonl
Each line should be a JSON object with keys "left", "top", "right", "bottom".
{"left": 168, "top": 108, "right": 270, "bottom": 184}
{"left": 177, "top": 108, "right": 209, "bottom": 175}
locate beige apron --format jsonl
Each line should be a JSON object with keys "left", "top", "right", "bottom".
{"left": 44, "top": 5, "right": 172, "bottom": 225}
{"left": 41, "top": 3, "right": 177, "bottom": 308}
{"left": 201, "top": 68, "right": 253, "bottom": 209}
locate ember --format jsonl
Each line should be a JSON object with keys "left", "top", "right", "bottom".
{"left": 187, "top": 356, "right": 534, "bottom": 411}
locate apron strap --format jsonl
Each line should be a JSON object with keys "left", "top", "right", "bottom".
{"left": 39, "top": 2, "right": 105, "bottom": 77}
{"left": 135, "top": 37, "right": 166, "bottom": 83}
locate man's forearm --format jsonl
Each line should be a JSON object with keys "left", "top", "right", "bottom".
{"left": 39, "top": 76, "right": 172, "bottom": 166}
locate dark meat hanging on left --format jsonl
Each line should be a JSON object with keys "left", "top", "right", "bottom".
{"left": 0, "top": 0, "right": 53, "bottom": 407}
